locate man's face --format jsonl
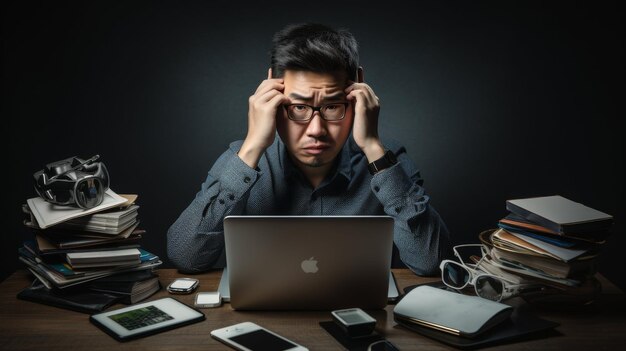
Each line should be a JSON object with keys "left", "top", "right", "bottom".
{"left": 277, "top": 70, "right": 353, "bottom": 170}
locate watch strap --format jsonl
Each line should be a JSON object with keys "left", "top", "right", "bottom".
{"left": 367, "top": 150, "right": 397, "bottom": 175}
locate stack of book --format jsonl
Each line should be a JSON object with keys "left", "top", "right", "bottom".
{"left": 479, "top": 195, "right": 613, "bottom": 301}
{"left": 17, "top": 189, "right": 162, "bottom": 312}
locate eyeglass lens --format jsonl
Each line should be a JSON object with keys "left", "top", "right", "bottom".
{"left": 42, "top": 179, "right": 75, "bottom": 204}
{"left": 75, "top": 178, "right": 104, "bottom": 208}
{"left": 475, "top": 275, "right": 504, "bottom": 301}
{"left": 442, "top": 262, "right": 471, "bottom": 289}
{"left": 287, "top": 104, "right": 346, "bottom": 121}
{"left": 50, "top": 188, "right": 73, "bottom": 204}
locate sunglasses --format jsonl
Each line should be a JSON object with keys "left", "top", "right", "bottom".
{"left": 34, "top": 155, "right": 110, "bottom": 209}
{"left": 439, "top": 244, "right": 535, "bottom": 302}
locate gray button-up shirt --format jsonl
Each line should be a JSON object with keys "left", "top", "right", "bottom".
{"left": 167, "top": 136, "right": 450, "bottom": 276}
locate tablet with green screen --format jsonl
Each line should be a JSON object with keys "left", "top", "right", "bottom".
{"left": 90, "top": 297, "right": 205, "bottom": 341}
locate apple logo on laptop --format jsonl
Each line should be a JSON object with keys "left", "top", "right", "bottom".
{"left": 301, "top": 257, "right": 319, "bottom": 273}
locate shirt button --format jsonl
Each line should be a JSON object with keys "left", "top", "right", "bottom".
{"left": 374, "top": 186, "right": 380, "bottom": 192}
{"left": 395, "top": 207, "right": 401, "bottom": 213}
{"left": 219, "top": 199, "right": 225, "bottom": 204}
{"left": 228, "top": 194, "right": 235, "bottom": 200}
{"left": 244, "top": 176, "right": 251, "bottom": 183}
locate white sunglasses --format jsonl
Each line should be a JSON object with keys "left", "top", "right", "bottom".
{"left": 439, "top": 244, "right": 537, "bottom": 302}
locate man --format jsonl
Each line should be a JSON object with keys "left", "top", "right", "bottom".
{"left": 167, "top": 23, "right": 450, "bottom": 276}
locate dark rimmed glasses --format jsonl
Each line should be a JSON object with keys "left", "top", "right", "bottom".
{"left": 439, "top": 244, "right": 539, "bottom": 302}
{"left": 283, "top": 102, "right": 349, "bottom": 122}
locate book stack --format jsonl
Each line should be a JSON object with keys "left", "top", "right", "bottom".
{"left": 479, "top": 195, "right": 613, "bottom": 302}
{"left": 17, "top": 189, "right": 162, "bottom": 313}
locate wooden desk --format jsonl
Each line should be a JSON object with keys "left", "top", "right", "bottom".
{"left": 1, "top": 269, "right": 625, "bottom": 350}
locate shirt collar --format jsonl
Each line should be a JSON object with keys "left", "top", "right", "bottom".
{"left": 336, "top": 137, "right": 353, "bottom": 181}
{"left": 279, "top": 140, "right": 297, "bottom": 179}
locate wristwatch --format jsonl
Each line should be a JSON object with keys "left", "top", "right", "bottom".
{"left": 367, "top": 150, "right": 397, "bottom": 175}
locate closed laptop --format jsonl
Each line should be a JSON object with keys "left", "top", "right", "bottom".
{"left": 223, "top": 215, "right": 395, "bottom": 310}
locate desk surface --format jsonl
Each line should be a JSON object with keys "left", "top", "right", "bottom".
{"left": 1, "top": 269, "right": 625, "bottom": 351}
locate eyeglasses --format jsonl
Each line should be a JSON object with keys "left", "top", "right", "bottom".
{"left": 439, "top": 244, "right": 536, "bottom": 302}
{"left": 283, "top": 102, "right": 349, "bottom": 122}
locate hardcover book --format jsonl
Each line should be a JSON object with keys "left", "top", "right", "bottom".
{"left": 505, "top": 195, "right": 613, "bottom": 234}
{"left": 35, "top": 226, "right": 143, "bottom": 250}
{"left": 498, "top": 213, "right": 609, "bottom": 243}
{"left": 66, "top": 248, "right": 142, "bottom": 268}
{"left": 88, "top": 270, "right": 161, "bottom": 304}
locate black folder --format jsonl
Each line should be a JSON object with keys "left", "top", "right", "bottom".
{"left": 17, "top": 280, "right": 120, "bottom": 314}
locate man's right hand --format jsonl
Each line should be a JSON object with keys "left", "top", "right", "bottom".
{"left": 238, "top": 68, "right": 290, "bottom": 169}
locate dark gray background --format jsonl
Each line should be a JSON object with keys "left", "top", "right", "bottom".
{"left": 3, "top": 1, "right": 624, "bottom": 290}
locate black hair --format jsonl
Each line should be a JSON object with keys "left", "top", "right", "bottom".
{"left": 270, "top": 23, "right": 359, "bottom": 81}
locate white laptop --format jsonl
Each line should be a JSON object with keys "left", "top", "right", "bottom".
{"left": 218, "top": 215, "right": 398, "bottom": 310}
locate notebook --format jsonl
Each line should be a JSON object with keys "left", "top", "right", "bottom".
{"left": 220, "top": 215, "right": 396, "bottom": 310}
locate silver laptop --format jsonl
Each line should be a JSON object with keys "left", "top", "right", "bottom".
{"left": 219, "top": 215, "right": 397, "bottom": 310}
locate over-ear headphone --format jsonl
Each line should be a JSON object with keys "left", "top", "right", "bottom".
{"left": 33, "top": 155, "right": 110, "bottom": 209}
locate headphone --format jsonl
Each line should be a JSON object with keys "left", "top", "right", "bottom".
{"left": 33, "top": 155, "right": 110, "bottom": 209}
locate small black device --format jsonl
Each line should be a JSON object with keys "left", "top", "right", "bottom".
{"left": 167, "top": 278, "right": 199, "bottom": 294}
{"left": 33, "top": 155, "right": 110, "bottom": 209}
{"left": 331, "top": 308, "right": 377, "bottom": 338}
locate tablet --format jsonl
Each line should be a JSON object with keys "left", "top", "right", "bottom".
{"left": 90, "top": 297, "right": 205, "bottom": 341}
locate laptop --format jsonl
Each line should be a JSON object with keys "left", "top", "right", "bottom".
{"left": 218, "top": 215, "right": 399, "bottom": 310}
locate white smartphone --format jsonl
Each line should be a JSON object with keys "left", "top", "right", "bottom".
{"left": 210, "top": 321, "right": 308, "bottom": 351}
